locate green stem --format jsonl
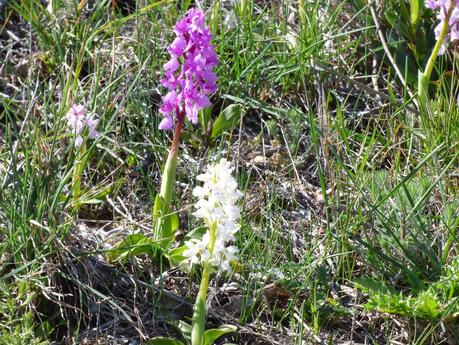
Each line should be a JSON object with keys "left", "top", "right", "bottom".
{"left": 72, "top": 143, "right": 85, "bottom": 209}
{"left": 191, "top": 221, "right": 217, "bottom": 345}
{"left": 418, "top": 2, "right": 455, "bottom": 105}
{"left": 191, "top": 262, "right": 211, "bottom": 345}
{"left": 154, "top": 110, "right": 185, "bottom": 241}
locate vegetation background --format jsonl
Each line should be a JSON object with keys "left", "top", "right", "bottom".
{"left": 0, "top": 0, "right": 458, "bottom": 343}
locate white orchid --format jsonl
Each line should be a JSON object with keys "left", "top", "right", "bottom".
{"left": 183, "top": 158, "right": 242, "bottom": 272}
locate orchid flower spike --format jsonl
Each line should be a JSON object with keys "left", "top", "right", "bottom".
{"left": 184, "top": 158, "right": 242, "bottom": 272}
{"left": 159, "top": 9, "right": 219, "bottom": 130}
{"left": 66, "top": 104, "right": 100, "bottom": 146}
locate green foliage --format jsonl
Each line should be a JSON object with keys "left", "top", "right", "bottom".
{"left": 147, "top": 322, "right": 236, "bottom": 345}
{"left": 1, "top": 0, "right": 458, "bottom": 343}
{"left": 153, "top": 193, "right": 181, "bottom": 249}
{"left": 0, "top": 282, "right": 49, "bottom": 345}
{"left": 202, "top": 325, "right": 237, "bottom": 345}
{"left": 147, "top": 338, "right": 185, "bottom": 345}
{"left": 211, "top": 104, "right": 243, "bottom": 139}
{"left": 354, "top": 258, "right": 459, "bottom": 320}
{"left": 354, "top": 162, "right": 457, "bottom": 290}
{"left": 107, "top": 233, "right": 160, "bottom": 262}
{"left": 351, "top": 0, "right": 437, "bottom": 88}
{"left": 165, "top": 245, "right": 188, "bottom": 267}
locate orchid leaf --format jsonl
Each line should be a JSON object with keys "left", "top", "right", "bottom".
{"left": 107, "top": 233, "right": 160, "bottom": 262}
{"left": 211, "top": 104, "right": 242, "bottom": 138}
{"left": 146, "top": 337, "right": 185, "bottom": 345}
{"left": 174, "top": 320, "right": 192, "bottom": 344}
{"left": 165, "top": 245, "right": 188, "bottom": 266}
{"left": 153, "top": 194, "right": 180, "bottom": 249}
{"left": 202, "top": 324, "right": 237, "bottom": 345}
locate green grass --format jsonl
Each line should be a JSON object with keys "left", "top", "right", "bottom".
{"left": 1, "top": 0, "right": 458, "bottom": 344}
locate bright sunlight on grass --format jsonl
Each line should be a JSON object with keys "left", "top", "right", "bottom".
{"left": 0, "top": 0, "right": 458, "bottom": 344}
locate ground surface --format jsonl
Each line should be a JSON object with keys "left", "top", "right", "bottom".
{"left": 1, "top": 0, "right": 459, "bottom": 344}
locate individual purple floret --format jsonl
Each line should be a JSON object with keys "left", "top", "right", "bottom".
{"left": 159, "top": 9, "right": 218, "bottom": 130}
{"left": 425, "top": 0, "right": 442, "bottom": 9}
{"left": 66, "top": 104, "right": 99, "bottom": 146}
{"left": 426, "top": 0, "right": 459, "bottom": 54}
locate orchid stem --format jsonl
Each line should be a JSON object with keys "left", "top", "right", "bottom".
{"left": 154, "top": 110, "right": 185, "bottom": 242}
{"left": 418, "top": 1, "right": 455, "bottom": 107}
{"left": 191, "top": 221, "right": 217, "bottom": 345}
{"left": 72, "top": 144, "right": 85, "bottom": 209}
{"left": 191, "top": 262, "right": 211, "bottom": 345}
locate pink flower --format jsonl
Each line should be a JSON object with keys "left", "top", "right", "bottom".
{"left": 427, "top": 0, "right": 459, "bottom": 54}
{"left": 86, "top": 117, "right": 100, "bottom": 139}
{"left": 66, "top": 104, "right": 100, "bottom": 146}
{"left": 159, "top": 9, "right": 219, "bottom": 130}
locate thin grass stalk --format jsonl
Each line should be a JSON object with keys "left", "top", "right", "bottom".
{"left": 298, "top": 0, "right": 306, "bottom": 32}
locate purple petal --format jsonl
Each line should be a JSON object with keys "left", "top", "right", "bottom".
{"left": 164, "top": 90, "right": 178, "bottom": 104}
{"left": 168, "top": 37, "right": 186, "bottom": 56}
{"left": 195, "top": 94, "right": 211, "bottom": 109}
{"left": 75, "top": 135, "right": 83, "bottom": 146}
{"left": 159, "top": 8, "right": 218, "bottom": 130}
{"left": 71, "top": 104, "right": 86, "bottom": 116}
{"left": 159, "top": 116, "right": 174, "bottom": 130}
{"left": 164, "top": 58, "right": 179, "bottom": 72}
{"left": 425, "top": 0, "right": 438, "bottom": 9}
{"left": 89, "top": 128, "right": 100, "bottom": 139}
{"left": 185, "top": 102, "right": 199, "bottom": 124}
{"left": 86, "top": 117, "right": 99, "bottom": 130}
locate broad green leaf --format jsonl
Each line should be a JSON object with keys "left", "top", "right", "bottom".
{"left": 199, "top": 105, "right": 213, "bottom": 132}
{"left": 146, "top": 337, "right": 185, "bottom": 345}
{"left": 211, "top": 104, "right": 242, "bottom": 138}
{"left": 397, "top": 1, "right": 415, "bottom": 40}
{"left": 185, "top": 226, "right": 208, "bottom": 240}
{"left": 160, "top": 321, "right": 192, "bottom": 345}
{"left": 165, "top": 245, "right": 188, "bottom": 266}
{"left": 160, "top": 212, "right": 179, "bottom": 248}
{"left": 174, "top": 320, "right": 192, "bottom": 344}
{"left": 353, "top": 278, "right": 397, "bottom": 295}
{"left": 203, "top": 324, "right": 237, "bottom": 345}
{"left": 153, "top": 194, "right": 180, "bottom": 249}
{"left": 153, "top": 194, "right": 164, "bottom": 222}
{"left": 107, "top": 234, "right": 159, "bottom": 262}
{"left": 170, "top": 213, "right": 180, "bottom": 233}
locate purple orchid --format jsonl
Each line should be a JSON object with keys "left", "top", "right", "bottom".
{"left": 159, "top": 9, "right": 218, "bottom": 130}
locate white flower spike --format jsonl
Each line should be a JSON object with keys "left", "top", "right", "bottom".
{"left": 184, "top": 158, "right": 242, "bottom": 272}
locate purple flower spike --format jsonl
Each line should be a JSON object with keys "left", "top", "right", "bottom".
{"left": 159, "top": 9, "right": 219, "bottom": 130}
